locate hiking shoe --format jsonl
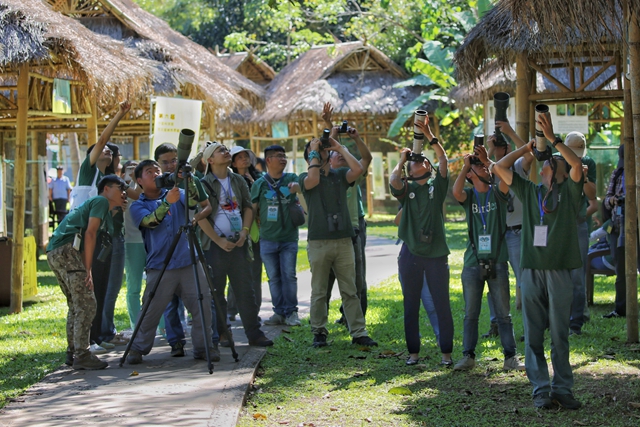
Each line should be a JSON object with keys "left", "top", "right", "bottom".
{"left": 211, "top": 344, "right": 221, "bottom": 362}
{"left": 503, "top": 355, "right": 526, "bottom": 371}
{"left": 313, "top": 334, "right": 328, "bottom": 348}
{"left": 533, "top": 392, "right": 554, "bottom": 409}
{"left": 454, "top": 355, "right": 476, "bottom": 371}
{"left": 65, "top": 349, "right": 74, "bottom": 366}
{"left": 285, "top": 312, "right": 301, "bottom": 327}
{"left": 73, "top": 353, "right": 108, "bottom": 370}
{"left": 127, "top": 349, "right": 143, "bottom": 365}
{"left": 99, "top": 341, "right": 115, "bottom": 350}
{"left": 550, "top": 392, "right": 582, "bottom": 410}
{"left": 90, "top": 343, "right": 108, "bottom": 354}
{"left": 352, "top": 336, "right": 378, "bottom": 347}
{"left": 171, "top": 342, "right": 185, "bottom": 357}
{"left": 106, "top": 334, "right": 129, "bottom": 346}
{"left": 264, "top": 314, "right": 286, "bottom": 326}
{"left": 249, "top": 336, "right": 274, "bottom": 347}
{"left": 481, "top": 322, "right": 499, "bottom": 338}
{"left": 603, "top": 311, "right": 623, "bottom": 318}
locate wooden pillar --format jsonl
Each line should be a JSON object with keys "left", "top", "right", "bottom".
{"left": 133, "top": 136, "right": 140, "bottom": 160}
{"left": 249, "top": 123, "right": 256, "bottom": 153}
{"left": 312, "top": 113, "right": 319, "bottom": 138}
{"left": 292, "top": 138, "right": 298, "bottom": 173}
{"left": 625, "top": 6, "right": 639, "bottom": 342}
{"left": 11, "top": 64, "right": 29, "bottom": 314}
{"left": 516, "top": 53, "right": 536, "bottom": 182}
{"left": 86, "top": 98, "right": 98, "bottom": 148}
{"left": 209, "top": 110, "right": 217, "bottom": 142}
{"left": 364, "top": 135, "right": 373, "bottom": 218}
{"left": 30, "top": 131, "right": 39, "bottom": 248}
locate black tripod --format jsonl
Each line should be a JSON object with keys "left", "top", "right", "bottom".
{"left": 119, "top": 164, "right": 239, "bottom": 374}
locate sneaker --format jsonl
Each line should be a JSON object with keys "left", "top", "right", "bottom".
{"left": 569, "top": 328, "right": 582, "bottom": 336}
{"left": 264, "top": 314, "right": 286, "bottom": 326}
{"left": 171, "top": 342, "right": 185, "bottom": 357}
{"left": 90, "top": 343, "right": 108, "bottom": 354}
{"left": 550, "top": 392, "right": 582, "bottom": 410}
{"left": 603, "top": 311, "right": 624, "bottom": 318}
{"left": 100, "top": 341, "right": 115, "bottom": 350}
{"left": 454, "top": 354, "right": 476, "bottom": 371}
{"left": 533, "top": 392, "right": 554, "bottom": 409}
{"left": 65, "top": 349, "right": 74, "bottom": 366}
{"left": 351, "top": 336, "right": 378, "bottom": 347}
{"left": 440, "top": 359, "right": 453, "bottom": 367}
{"left": 481, "top": 323, "right": 499, "bottom": 338}
{"left": 106, "top": 334, "right": 129, "bottom": 346}
{"left": 73, "top": 353, "right": 108, "bottom": 370}
{"left": 503, "top": 355, "right": 526, "bottom": 371}
{"left": 127, "top": 349, "right": 143, "bottom": 365}
{"left": 249, "top": 336, "right": 274, "bottom": 347}
{"left": 313, "top": 334, "right": 328, "bottom": 348}
{"left": 285, "top": 312, "right": 301, "bottom": 327}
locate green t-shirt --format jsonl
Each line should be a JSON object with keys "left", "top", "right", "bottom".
{"left": 299, "top": 168, "right": 355, "bottom": 241}
{"left": 461, "top": 187, "right": 509, "bottom": 267}
{"left": 510, "top": 173, "right": 583, "bottom": 270}
{"left": 390, "top": 172, "right": 450, "bottom": 258}
{"left": 346, "top": 177, "right": 364, "bottom": 228}
{"left": 77, "top": 155, "right": 103, "bottom": 186}
{"left": 47, "top": 196, "right": 113, "bottom": 251}
{"left": 251, "top": 173, "right": 300, "bottom": 243}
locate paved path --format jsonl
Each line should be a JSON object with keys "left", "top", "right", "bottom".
{"left": 0, "top": 234, "right": 400, "bottom": 427}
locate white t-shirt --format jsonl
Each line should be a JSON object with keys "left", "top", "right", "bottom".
{"left": 213, "top": 177, "right": 242, "bottom": 237}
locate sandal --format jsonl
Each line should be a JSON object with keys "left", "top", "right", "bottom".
{"left": 406, "top": 357, "right": 419, "bottom": 366}
{"left": 440, "top": 359, "right": 453, "bottom": 367}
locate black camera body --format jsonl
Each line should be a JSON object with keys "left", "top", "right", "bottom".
{"left": 327, "top": 213, "right": 345, "bottom": 232}
{"left": 470, "top": 135, "right": 484, "bottom": 166}
{"left": 155, "top": 171, "right": 177, "bottom": 189}
{"left": 407, "top": 151, "right": 427, "bottom": 162}
{"left": 339, "top": 120, "right": 350, "bottom": 134}
{"left": 419, "top": 229, "right": 433, "bottom": 244}
{"left": 320, "top": 129, "right": 331, "bottom": 149}
{"left": 225, "top": 232, "right": 240, "bottom": 243}
{"left": 479, "top": 258, "right": 496, "bottom": 280}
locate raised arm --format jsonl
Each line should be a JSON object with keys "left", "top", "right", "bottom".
{"left": 348, "top": 127, "right": 372, "bottom": 176}
{"left": 303, "top": 138, "right": 323, "bottom": 190}
{"left": 89, "top": 100, "right": 130, "bottom": 166}
{"left": 390, "top": 148, "right": 410, "bottom": 191}
{"left": 452, "top": 155, "right": 471, "bottom": 203}
{"left": 329, "top": 136, "right": 363, "bottom": 183}
{"left": 494, "top": 141, "right": 533, "bottom": 187}
{"left": 414, "top": 116, "right": 447, "bottom": 178}
{"left": 538, "top": 114, "right": 582, "bottom": 183}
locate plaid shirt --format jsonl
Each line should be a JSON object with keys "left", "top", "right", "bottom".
{"left": 604, "top": 167, "right": 624, "bottom": 232}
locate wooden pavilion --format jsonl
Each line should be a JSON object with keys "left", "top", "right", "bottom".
{"left": 454, "top": 0, "right": 639, "bottom": 341}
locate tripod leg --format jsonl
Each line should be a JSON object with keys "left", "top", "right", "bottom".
{"left": 186, "top": 229, "right": 214, "bottom": 374}
{"left": 119, "top": 228, "right": 183, "bottom": 367}
{"left": 193, "top": 237, "right": 240, "bottom": 362}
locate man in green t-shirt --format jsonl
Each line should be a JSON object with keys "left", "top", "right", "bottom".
{"left": 251, "top": 145, "right": 302, "bottom": 327}
{"left": 47, "top": 175, "right": 127, "bottom": 370}
{"left": 493, "top": 113, "right": 585, "bottom": 410}
{"left": 452, "top": 146, "right": 524, "bottom": 372}
{"left": 299, "top": 132, "right": 377, "bottom": 349}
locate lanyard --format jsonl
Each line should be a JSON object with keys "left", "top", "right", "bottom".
{"left": 213, "top": 174, "right": 233, "bottom": 205}
{"left": 537, "top": 189, "right": 545, "bottom": 225}
{"left": 473, "top": 186, "right": 492, "bottom": 232}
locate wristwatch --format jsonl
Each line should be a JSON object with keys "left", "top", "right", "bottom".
{"left": 552, "top": 136, "right": 563, "bottom": 147}
{"left": 429, "top": 137, "right": 439, "bottom": 146}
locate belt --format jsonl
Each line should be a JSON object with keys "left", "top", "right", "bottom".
{"left": 506, "top": 225, "right": 522, "bottom": 231}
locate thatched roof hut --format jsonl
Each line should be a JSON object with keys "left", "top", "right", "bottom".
{"left": 256, "top": 41, "right": 420, "bottom": 124}
{"left": 217, "top": 52, "right": 276, "bottom": 86}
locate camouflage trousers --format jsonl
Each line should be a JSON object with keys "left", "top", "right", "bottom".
{"left": 47, "top": 242, "right": 96, "bottom": 359}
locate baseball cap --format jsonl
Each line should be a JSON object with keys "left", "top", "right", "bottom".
{"left": 203, "top": 141, "right": 224, "bottom": 174}
{"left": 56, "top": 165, "right": 64, "bottom": 170}
{"left": 564, "top": 132, "right": 586, "bottom": 158}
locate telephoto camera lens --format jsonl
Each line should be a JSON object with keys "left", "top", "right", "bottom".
{"left": 320, "top": 129, "right": 331, "bottom": 148}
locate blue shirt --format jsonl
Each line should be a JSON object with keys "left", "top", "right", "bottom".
{"left": 130, "top": 189, "right": 193, "bottom": 270}
{"left": 49, "top": 176, "right": 72, "bottom": 199}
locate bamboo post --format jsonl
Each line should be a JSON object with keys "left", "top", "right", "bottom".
{"left": 250, "top": 123, "right": 256, "bottom": 153}
{"left": 133, "top": 136, "right": 140, "bottom": 160}
{"left": 68, "top": 133, "right": 80, "bottom": 181}
{"left": 30, "top": 131, "right": 39, "bottom": 248}
{"left": 86, "top": 98, "right": 98, "bottom": 148}
{"left": 625, "top": 7, "right": 639, "bottom": 342}
{"left": 363, "top": 135, "right": 373, "bottom": 218}
{"left": 11, "top": 64, "right": 29, "bottom": 314}
{"left": 209, "top": 111, "right": 217, "bottom": 142}
{"left": 516, "top": 53, "right": 536, "bottom": 183}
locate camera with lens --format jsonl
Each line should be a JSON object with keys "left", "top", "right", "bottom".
{"left": 327, "top": 213, "right": 345, "bottom": 232}
{"left": 339, "top": 120, "right": 350, "bottom": 134}
{"left": 96, "top": 234, "right": 113, "bottom": 263}
{"left": 225, "top": 232, "right": 240, "bottom": 243}
{"left": 470, "top": 134, "right": 484, "bottom": 166}
{"left": 155, "top": 128, "right": 196, "bottom": 189}
{"left": 419, "top": 229, "right": 433, "bottom": 244}
{"left": 320, "top": 128, "right": 332, "bottom": 149}
{"left": 533, "top": 104, "right": 553, "bottom": 161}
{"left": 479, "top": 258, "right": 496, "bottom": 280}
{"left": 492, "top": 92, "right": 510, "bottom": 147}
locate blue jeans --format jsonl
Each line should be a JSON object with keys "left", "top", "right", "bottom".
{"left": 101, "top": 235, "right": 125, "bottom": 342}
{"left": 521, "top": 268, "right": 574, "bottom": 396}
{"left": 261, "top": 240, "right": 299, "bottom": 317}
{"left": 570, "top": 222, "right": 589, "bottom": 330}
{"left": 488, "top": 228, "right": 521, "bottom": 323}
{"left": 461, "top": 263, "right": 516, "bottom": 358}
{"left": 420, "top": 277, "right": 440, "bottom": 343}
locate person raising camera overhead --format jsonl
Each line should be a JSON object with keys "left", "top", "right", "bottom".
{"left": 451, "top": 139, "right": 524, "bottom": 373}
{"left": 389, "top": 113, "right": 453, "bottom": 367}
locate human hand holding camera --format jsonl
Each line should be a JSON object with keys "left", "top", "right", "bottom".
{"left": 309, "top": 137, "right": 322, "bottom": 153}
{"left": 536, "top": 112, "right": 556, "bottom": 143}
{"left": 165, "top": 187, "right": 180, "bottom": 204}
{"left": 474, "top": 145, "right": 490, "bottom": 166}
{"left": 346, "top": 126, "right": 360, "bottom": 139}
{"left": 414, "top": 115, "right": 434, "bottom": 141}
{"left": 236, "top": 229, "right": 248, "bottom": 248}
{"left": 399, "top": 147, "right": 411, "bottom": 165}
{"left": 495, "top": 120, "right": 515, "bottom": 136}
{"left": 462, "top": 154, "right": 473, "bottom": 171}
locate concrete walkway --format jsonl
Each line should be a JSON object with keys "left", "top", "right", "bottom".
{"left": 0, "top": 234, "right": 400, "bottom": 427}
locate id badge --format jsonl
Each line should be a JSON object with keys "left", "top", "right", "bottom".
{"left": 267, "top": 205, "right": 279, "bottom": 222}
{"left": 533, "top": 225, "right": 548, "bottom": 247}
{"left": 229, "top": 214, "right": 242, "bottom": 232}
{"left": 478, "top": 234, "right": 491, "bottom": 253}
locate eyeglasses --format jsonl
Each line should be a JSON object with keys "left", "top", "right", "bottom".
{"left": 107, "top": 183, "right": 126, "bottom": 192}
{"left": 215, "top": 146, "right": 230, "bottom": 154}
{"left": 268, "top": 154, "right": 287, "bottom": 160}
{"left": 160, "top": 158, "right": 178, "bottom": 166}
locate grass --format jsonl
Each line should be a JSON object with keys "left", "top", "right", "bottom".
{"left": 237, "top": 222, "right": 640, "bottom": 427}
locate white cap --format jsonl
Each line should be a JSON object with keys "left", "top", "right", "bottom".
{"left": 564, "top": 132, "right": 586, "bottom": 158}
{"left": 203, "top": 142, "right": 224, "bottom": 174}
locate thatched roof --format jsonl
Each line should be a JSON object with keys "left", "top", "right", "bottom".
{"left": 454, "top": 0, "right": 624, "bottom": 85}
{"left": 256, "top": 41, "right": 423, "bottom": 123}
{"left": 217, "top": 52, "right": 276, "bottom": 86}
{"left": 84, "top": 0, "right": 265, "bottom": 113}
{"left": 1, "top": 0, "right": 154, "bottom": 105}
